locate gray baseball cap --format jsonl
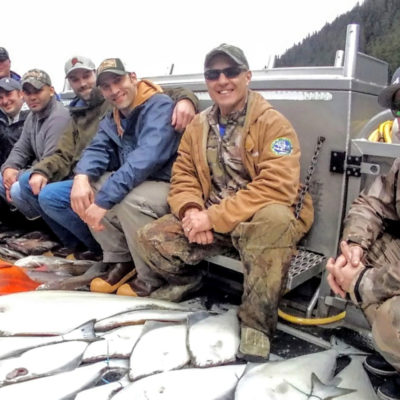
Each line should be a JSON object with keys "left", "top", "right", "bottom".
{"left": 65, "top": 56, "right": 95, "bottom": 77}
{"left": 21, "top": 69, "right": 52, "bottom": 90}
{"left": 378, "top": 67, "right": 400, "bottom": 108}
{"left": 0, "top": 77, "right": 21, "bottom": 92}
{"left": 204, "top": 43, "right": 249, "bottom": 70}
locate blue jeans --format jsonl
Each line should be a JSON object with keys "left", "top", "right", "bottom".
{"left": 18, "top": 173, "right": 101, "bottom": 253}
{"left": 0, "top": 172, "right": 40, "bottom": 219}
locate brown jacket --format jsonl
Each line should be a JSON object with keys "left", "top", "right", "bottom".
{"left": 344, "top": 158, "right": 400, "bottom": 306}
{"left": 168, "top": 90, "right": 313, "bottom": 233}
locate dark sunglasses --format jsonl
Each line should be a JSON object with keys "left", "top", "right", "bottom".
{"left": 204, "top": 66, "right": 245, "bottom": 81}
{"left": 391, "top": 100, "right": 400, "bottom": 117}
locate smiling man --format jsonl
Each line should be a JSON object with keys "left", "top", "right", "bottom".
{"left": 0, "top": 69, "right": 70, "bottom": 219}
{"left": 137, "top": 44, "right": 314, "bottom": 362}
{"left": 36, "top": 57, "right": 185, "bottom": 294}
{"left": 0, "top": 47, "right": 20, "bottom": 81}
{"left": 17, "top": 56, "right": 198, "bottom": 260}
{"left": 0, "top": 78, "right": 28, "bottom": 167}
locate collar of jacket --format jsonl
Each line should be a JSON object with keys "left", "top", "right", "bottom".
{"left": 0, "top": 108, "right": 29, "bottom": 126}
{"left": 112, "top": 79, "right": 163, "bottom": 136}
{"left": 202, "top": 90, "right": 272, "bottom": 133}
{"left": 69, "top": 87, "right": 105, "bottom": 113}
{"left": 0, "top": 109, "right": 7, "bottom": 125}
{"left": 32, "top": 95, "right": 58, "bottom": 121}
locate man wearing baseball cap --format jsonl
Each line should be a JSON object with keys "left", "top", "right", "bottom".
{"left": 31, "top": 57, "right": 196, "bottom": 290}
{"left": 0, "top": 78, "right": 28, "bottom": 166}
{"left": 0, "top": 47, "right": 22, "bottom": 128}
{"left": 0, "top": 69, "right": 70, "bottom": 221}
{"left": 326, "top": 71, "right": 400, "bottom": 400}
{"left": 137, "top": 43, "right": 314, "bottom": 362}
{"left": 0, "top": 47, "right": 21, "bottom": 81}
{"left": 17, "top": 56, "right": 104, "bottom": 258}
{"left": 17, "top": 55, "right": 198, "bottom": 261}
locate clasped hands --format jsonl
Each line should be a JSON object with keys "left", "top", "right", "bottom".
{"left": 326, "top": 240, "right": 365, "bottom": 298}
{"left": 70, "top": 175, "right": 107, "bottom": 232}
{"left": 181, "top": 208, "right": 213, "bottom": 245}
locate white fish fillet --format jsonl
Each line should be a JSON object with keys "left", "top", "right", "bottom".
{"left": 129, "top": 321, "right": 190, "bottom": 380}
{"left": 0, "top": 320, "right": 96, "bottom": 359}
{"left": 83, "top": 325, "right": 143, "bottom": 362}
{"left": 235, "top": 349, "right": 340, "bottom": 400}
{"left": 75, "top": 375, "right": 130, "bottom": 400}
{"left": 336, "top": 356, "right": 379, "bottom": 399}
{"left": 0, "top": 340, "right": 88, "bottom": 385}
{"left": 0, "top": 360, "right": 126, "bottom": 400}
{"left": 113, "top": 364, "right": 246, "bottom": 400}
{"left": 188, "top": 309, "right": 240, "bottom": 367}
{"left": 95, "top": 309, "right": 194, "bottom": 331}
{"left": 0, "top": 290, "right": 193, "bottom": 336}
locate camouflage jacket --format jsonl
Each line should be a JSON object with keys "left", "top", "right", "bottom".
{"left": 344, "top": 158, "right": 400, "bottom": 306}
{"left": 168, "top": 90, "right": 314, "bottom": 233}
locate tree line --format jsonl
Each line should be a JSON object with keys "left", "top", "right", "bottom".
{"left": 276, "top": 0, "right": 400, "bottom": 78}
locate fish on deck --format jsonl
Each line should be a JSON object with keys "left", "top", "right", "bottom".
{"left": 0, "top": 359, "right": 128, "bottom": 400}
{"left": 113, "top": 364, "right": 247, "bottom": 400}
{"left": 235, "top": 348, "right": 354, "bottom": 400}
{"left": 0, "top": 290, "right": 196, "bottom": 336}
{"left": 0, "top": 340, "right": 88, "bottom": 385}
{"left": 129, "top": 321, "right": 190, "bottom": 381}
{"left": 188, "top": 309, "right": 240, "bottom": 367}
{"left": 0, "top": 320, "right": 96, "bottom": 360}
{"left": 83, "top": 325, "right": 143, "bottom": 362}
{"left": 94, "top": 308, "right": 196, "bottom": 332}
{"left": 75, "top": 375, "right": 130, "bottom": 400}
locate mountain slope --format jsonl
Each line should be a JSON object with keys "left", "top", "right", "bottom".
{"left": 276, "top": 0, "right": 400, "bottom": 76}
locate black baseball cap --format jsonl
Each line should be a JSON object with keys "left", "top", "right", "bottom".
{"left": 0, "top": 47, "right": 9, "bottom": 61}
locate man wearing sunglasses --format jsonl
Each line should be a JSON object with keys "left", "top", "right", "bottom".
{"left": 326, "top": 72, "right": 400, "bottom": 400}
{"left": 136, "top": 44, "right": 314, "bottom": 362}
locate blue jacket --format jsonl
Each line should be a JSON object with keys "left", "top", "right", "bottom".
{"left": 75, "top": 92, "right": 180, "bottom": 209}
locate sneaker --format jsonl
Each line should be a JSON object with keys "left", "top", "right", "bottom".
{"left": 237, "top": 325, "right": 270, "bottom": 362}
{"left": 377, "top": 375, "right": 400, "bottom": 400}
{"left": 149, "top": 276, "right": 203, "bottom": 302}
{"left": 90, "top": 262, "right": 136, "bottom": 293}
{"left": 364, "top": 354, "right": 398, "bottom": 377}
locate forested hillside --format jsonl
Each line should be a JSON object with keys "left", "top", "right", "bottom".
{"left": 276, "top": 0, "right": 400, "bottom": 77}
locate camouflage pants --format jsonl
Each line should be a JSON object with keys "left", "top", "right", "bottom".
{"left": 363, "top": 232, "right": 400, "bottom": 372}
{"left": 138, "top": 203, "right": 311, "bottom": 336}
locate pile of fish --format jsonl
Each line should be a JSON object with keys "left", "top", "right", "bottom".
{"left": 0, "top": 290, "right": 379, "bottom": 399}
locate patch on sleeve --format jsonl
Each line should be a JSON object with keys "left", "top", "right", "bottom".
{"left": 271, "top": 137, "right": 293, "bottom": 156}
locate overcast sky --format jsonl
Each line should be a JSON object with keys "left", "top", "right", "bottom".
{"left": 3, "top": 0, "right": 363, "bottom": 92}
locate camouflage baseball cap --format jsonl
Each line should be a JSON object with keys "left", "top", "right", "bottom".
{"left": 65, "top": 56, "right": 95, "bottom": 77}
{"left": 96, "top": 58, "right": 128, "bottom": 85}
{"left": 21, "top": 69, "right": 52, "bottom": 90}
{"left": 378, "top": 67, "right": 400, "bottom": 109}
{"left": 204, "top": 43, "right": 249, "bottom": 70}
{"left": 0, "top": 77, "right": 21, "bottom": 92}
{"left": 0, "top": 47, "right": 9, "bottom": 61}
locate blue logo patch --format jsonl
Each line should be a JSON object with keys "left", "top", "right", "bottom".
{"left": 271, "top": 138, "right": 293, "bottom": 156}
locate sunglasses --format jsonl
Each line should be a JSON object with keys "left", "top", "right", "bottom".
{"left": 204, "top": 66, "right": 245, "bottom": 81}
